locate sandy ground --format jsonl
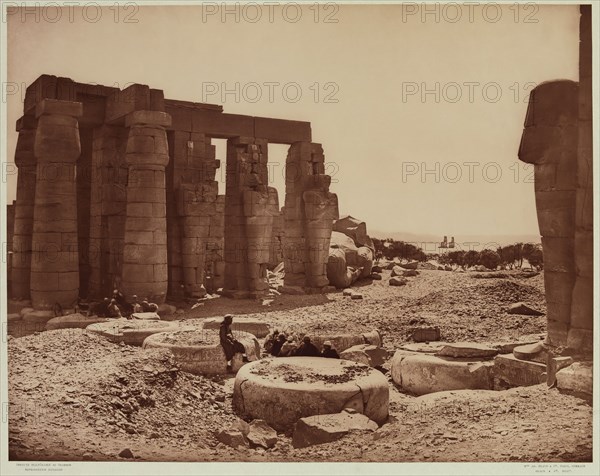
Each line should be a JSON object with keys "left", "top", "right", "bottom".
{"left": 7, "top": 269, "right": 593, "bottom": 462}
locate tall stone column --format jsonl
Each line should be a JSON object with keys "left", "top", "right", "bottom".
{"left": 120, "top": 111, "right": 171, "bottom": 303}
{"left": 518, "top": 81, "right": 578, "bottom": 350}
{"left": 283, "top": 142, "right": 338, "bottom": 292}
{"left": 569, "top": 5, "right": 593, "bottom": 353}
{"left": 11, "top": 117, "right": 37, "bottom": 300}
{"left": 30, "top": 99, "right": 83, "bottom": 309}
{"left": 224, "top": 137, "right": 277, "bottom": 297}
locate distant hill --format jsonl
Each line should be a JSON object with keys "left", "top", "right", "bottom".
{"left": 369, "top": 230, "right": 541, "bottom": 251}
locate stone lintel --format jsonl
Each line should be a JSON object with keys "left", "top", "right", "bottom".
{"left": 126, "top": 110, "right": 172, "bottom": 128}
{"left": 35, "top": 99, "right": 83, "bottom": 119}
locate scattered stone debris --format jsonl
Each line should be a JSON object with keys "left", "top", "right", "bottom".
{"left": 389, "top": 277, "right": 407, "bottom": 286}
{"left": 412, "top": 326, "right": 441, "bottom": 343}
{"left": 118, "top": 448, "right": 134, "bottom": 459}
{"left": 507, "top": 302, "right": 543, "bottom": 316}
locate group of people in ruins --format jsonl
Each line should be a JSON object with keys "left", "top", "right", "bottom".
{"left": 90, "top": 289, "right": 159, "bottom": 319}
{"left": 263, "top": 330, "right": 340, "bottom": 359}
{"left": 218, "top": 315, "right": 341, "bottom": 372}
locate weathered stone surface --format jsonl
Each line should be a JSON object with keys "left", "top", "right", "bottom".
{"left": 311, "top": 330, "right": 382, "bottom": 353}
{"left": 340, "top": 344, "right": 388, "bottom": 367}
{"left": 402, "top": 269, "right": 419, "bottom": 277}
{"left": 512, "top": 342, "right": 547, "bottom": 363}
{"left": 216, "top": 429, "right": 249, "bottom": 449}
{"left": 202, "top": 316, "right": 270, "bottom": 338}
{"left": 22, "top": 309, "right": 55, "bottom": 324}
{"left": 143, "top": 328, "right": 260, "bottom": 375}
{"left": 232, "top": 357, "right": 389, "bottom": 431}
{"left": 546, "top": 356, "right": 574, "bottom": 387}
{"left": 246, "top": 420, "right": 278, "bottom": 449}
{"left": 492, "top": 354, "right": 546, "bottom": 389}
{"left": 400, "top": 261, "right": 419, "bottom": 270}
{"left": 507, "top": 302, "right": 544, "bottom": 316}
{"left": 389, "top": 277, "right": 407, "bottom": 286}
{"left": 411, "top": 326, "right": 440, "bottom": 342}
{"left": 390, "top": 351, "right": 494, "bottom": 395}
{"left": 556, "top": 362, "right": 592, "bottom": 396}
{"left": 292, "top": 410, "right": 378, "bottom": 448}
{"left": 131, "top": 312, "right": 161, "bottom": 321}
{"left": 86, "top": 319, "right": 180, "bottom": 346}
{"left": 46, "top": 313, "right": 109, "bottom": 330}
{"left": 436, "top": 343, "right": 498, "bottom": 359}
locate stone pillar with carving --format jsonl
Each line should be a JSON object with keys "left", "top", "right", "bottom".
{"left": 224, "top": 137, "right": 277, "bottom": 297}
{"left": 11, "top": 116, "right": 37, "bottom": 300}
{"left": 120, "top": 111, "right": 171, "bottom": 303}
{"left": 283, "top": 142, "right": 338, "bottom": 292}
{"left": 30, "top": 99, "right": 83, "bottom": 309}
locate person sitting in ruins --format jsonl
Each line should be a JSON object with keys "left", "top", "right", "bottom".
{"left": 263, "top": 329, "right": 280, "bottom": 354}
{"left": 112, "top": 289, "right": 133, "bottom": 315}
{"left": 107, "top": 299, "right": 122, "bottom": 318}
{"left": 278, "top": 335, "right": 298, "bottom": 357}
{"left": 141, "top": 299, "right": 159, "bottom": 313}
{"left": 132, "top": 295, "right": 143, "bottom": 314}
{"left": 90, "top": 298, "right": 110, "bottom": 317}
{"left": 293, "top": 336, "right": 320, "bottom": 357}
{"left": 219, "top": 314, "right": 249, "bottom": 371}
{"left": 271, "top": 333, "right": 286, "bottom": 357}
{"left": 320, "top": 341, "right": 340, "bottom": 359}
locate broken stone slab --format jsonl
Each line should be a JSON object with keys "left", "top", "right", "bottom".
{"left": 546, "top": 356, "right": 574, "bottom": 387}
{"left": 232, "top": 357, "right": 389, "bottom": 431}
{"left": 350, "top": 292, "right": 363, "bottom": 300}
{"left": 399, "top": 341, "right": 450, "bottom": 353}
{"left": 246, "top": 420, "right": 278, "bottom": 449}
{"left": 143, "top": 328, "right": 260, "bottom": 375}
{"left": 492, "top": 354, "right": 546, "bottom": 390}
{"left": 370, "top": 273, "right": 382, "bottom": 280}
{"left": 390, "top": 351, "right": 494, "bottom": 396}
{"left": 311, "top": 329, "right": 382, "bottom": 353}
{"left": 512, "top": 342, "right": 547, "bottom": 364}
{"left": 402, "top": 270, "right": 419, "bottom": 277}
{"left": 507, "top": 302, "right": 544, "bottom": 316}
{"left": 340, "top": 344, "right": 388, "bottom": 367}
{"left": 292, "top": 409, "right": 378, "bottom": 448}
{"left": 411, "top": 326, "right": 441, "bottom": 343}
{"left": 277, "top": 285, "right": 306, "bottom": 295}
{"left": 400, "top": 261, "right": 419, "bottom": 270}
{"left": 202, "top": 316, "right": 271, "bottom": 338}
{"left": 46, "top": 313, "right": 110, "bottom": 331}
{"left": 556, "top": 362, "right": 592, "bottom": 397}
{"left": 390, "top": 266, "right": 404, "bottom": 277}
{"left": 86, "top": 319, "right": 181, "bottom": 346}
{"left": 19, "top": 307, "right": 34, "bottom": 318}
{"left": 436, "top": 342, "right": 498, "bottom": 359}
{"left": 490, "top": 334, "right": 545, "bottom": 354}
{"left": 342, "top": 289, "right": 353, "bottom": 296}
{"left": 216, "top": 429, "right": 249, "bottom": 449}
{"left": 131, "top": 312, "right": 161, "bottom": 321}
{"left": 389, "top": 277, "right": 407, "bottom": 286}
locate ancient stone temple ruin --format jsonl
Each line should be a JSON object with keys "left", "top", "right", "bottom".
{"left": 10, "top": 76, "right": 339, "bottom": 310}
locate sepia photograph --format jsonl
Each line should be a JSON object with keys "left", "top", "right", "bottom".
{"left": 0, "top": 1, "right": 598, "bottom": 474}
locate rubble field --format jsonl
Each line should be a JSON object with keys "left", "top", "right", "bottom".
{"left": 7, "top": 269, "right": 592, "bottom": 462}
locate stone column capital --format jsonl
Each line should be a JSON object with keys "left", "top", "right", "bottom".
{"left": 125, "top": 110, "right": 171, "bottom": 128}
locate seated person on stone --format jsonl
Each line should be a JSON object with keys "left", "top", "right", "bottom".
{"left": 320, "top": 340, "right": 340, "bottom": 359}
{"left": 271, "top": 333, "right": 286, "bottom": 357}
{"left": 219, "top": 314, "right": 249, "bottom": 371}
{"left": 113, "top": 289, "right": 133, "bottom": 315}
{"left": 263, "top": 329, "right": 279, "bottom": 354}
{"left": 293, "top": 336, "right": 320, "bottom": 357}
{"left": 279, "top": 335, "right": 298, "bottom": 357}
{"left": 141, "top": 299, "right": 159, "bottom": 313}
{"left": 91, "top": 298, "right": 110, "bottom": 317}
{"left": 107, "top": 299, "right": 122, "bottom": 318}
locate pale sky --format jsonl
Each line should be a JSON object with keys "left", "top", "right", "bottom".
{"left": 5, "top": 2, "right": 580, "bottom": 238}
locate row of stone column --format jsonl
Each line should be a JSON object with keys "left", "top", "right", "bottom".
{"left": 12, "top": 101, "right": 173, "bottom": 309}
